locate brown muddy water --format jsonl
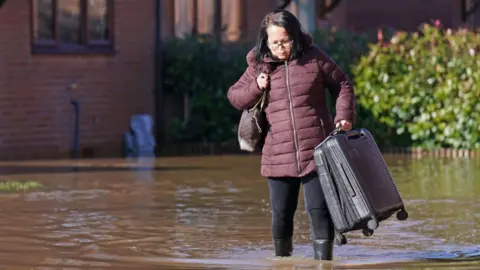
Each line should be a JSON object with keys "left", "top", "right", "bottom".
{"left": 0, "top": 155, "right": 478, "bottom": 270}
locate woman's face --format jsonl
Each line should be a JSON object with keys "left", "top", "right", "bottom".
{"left": 266, "top": 25, "right": 292, "bottom": 61}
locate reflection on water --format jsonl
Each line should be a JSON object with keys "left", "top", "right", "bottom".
{"left": 0, "top": 155, "right": 478, "bottom": 269}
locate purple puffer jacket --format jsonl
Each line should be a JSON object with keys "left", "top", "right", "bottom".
{"left": 228, "top": 39, "right": 356, "bottom": 178}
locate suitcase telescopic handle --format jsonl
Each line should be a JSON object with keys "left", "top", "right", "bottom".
{"left": 346, "top": 130, "right": 367, "bottom": 141}
{"left": 330, "top": 128, "right": 364, "bottom": 140}
{"left": 330, "top": 128, "right": 361, "bottom": 136}
{"left": 346, "top": 130, "right": 361, "bottom": 137}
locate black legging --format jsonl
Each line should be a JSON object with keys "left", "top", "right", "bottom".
{"left": 268, "top": 172, "right": 334, "bottom": 241}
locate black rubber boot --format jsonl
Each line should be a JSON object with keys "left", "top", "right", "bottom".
{"left": 274, "top": 238, "right": 293, "bottom": 257}
{"left": 313, "top": 239, "right": 333, "bottom": 260}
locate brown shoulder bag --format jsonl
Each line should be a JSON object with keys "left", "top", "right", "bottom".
{"left": 237, "top": 90, "right": 268, "bottom": 152}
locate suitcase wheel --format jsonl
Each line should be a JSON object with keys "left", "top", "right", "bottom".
{"left": 334, "top": 233, "right": 347, "bottom": 246}
{"left": 396, "top": 209, "right": 408, "bottom": 221}
{"left": 367, "top": 219, "right": 379, "bottom": 230}
{"left": 362, "top": 228, "right": 374, "bottom": 237}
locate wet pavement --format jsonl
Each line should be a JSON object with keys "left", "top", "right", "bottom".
{"left": 0, "top": 155, "right": 478, "bottom": 269}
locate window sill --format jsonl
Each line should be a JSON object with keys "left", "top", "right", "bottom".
{"left": 31, "top": 45, "right": 117, "bottom": 55}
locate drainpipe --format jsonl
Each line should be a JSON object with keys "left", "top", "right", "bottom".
{"left": 154, "top": 0, "right": 164, "bottom": 152}
{"left": 213, "top": 0, "right": 222, "bottom": 44}
{"left": 71, "top": 99, "right": 80, "bottom": 159}
{"left": 297, "top": 0, "right": 316, "bottom": 34}
{"left": 67, "top": 83, "right": 80, "bottom": 159}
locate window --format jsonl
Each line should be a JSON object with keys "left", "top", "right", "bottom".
{"left": 32, "top": 0, "right": 114, "bottom": 54}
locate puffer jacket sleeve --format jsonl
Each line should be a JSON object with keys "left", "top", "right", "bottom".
{"left": 316, "top": 48, "right": 356, "bottom": 125}
{"left": 227, "top": 62, "right": 264, "bottom": 111}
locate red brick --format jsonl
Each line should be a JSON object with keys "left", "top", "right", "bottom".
{"left": 0, "top": 0, "right": 156, "bottom": 160}
{"left": 340, "top": 0, "right": 464, "bottom": 32}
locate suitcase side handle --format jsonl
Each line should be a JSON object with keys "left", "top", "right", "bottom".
{"left": 329, "top": 127, "right": 343, "bottom": 137}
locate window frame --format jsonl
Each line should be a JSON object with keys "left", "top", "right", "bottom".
{"left": 30, "top": 0, "right": 115, "bottom": 54}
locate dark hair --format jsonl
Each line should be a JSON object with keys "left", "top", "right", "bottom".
{"left": 254, "top": 10, "right": 310, "bottom": 68}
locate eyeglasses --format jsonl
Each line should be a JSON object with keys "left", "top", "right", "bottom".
{"left": 267, "top": 40, "right": 293, "bottom": 50}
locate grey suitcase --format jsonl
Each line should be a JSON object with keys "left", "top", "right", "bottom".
{"left": 313, "top": 128, "right": 408, "bottom": 246}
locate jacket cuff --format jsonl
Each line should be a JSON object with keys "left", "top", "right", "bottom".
{"left": 247, "top": 80, "right": 263, "bottom": 99}
{"left": 334, "top": 110, "right": 355, "bottom": 125}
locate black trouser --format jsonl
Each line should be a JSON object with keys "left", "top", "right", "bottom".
{"left": 268, "top": 172, "right": 334, "bottom": 241}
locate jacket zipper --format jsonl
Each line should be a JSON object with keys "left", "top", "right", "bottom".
{"left": 285, "top": 61, "right": 301, "bottom": 176}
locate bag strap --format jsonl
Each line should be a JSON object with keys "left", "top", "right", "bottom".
{"left": 251, "top": 90, "right": 267, "bottom": 111}
{"left": 259, "top": 91, "right": 267, "bottom": 110}
{"left": 252, "top": 65, "right": 270, "bottom": 111}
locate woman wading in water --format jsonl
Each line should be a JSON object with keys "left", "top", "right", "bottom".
{"left": 227, "top": 10, "right": 355, "bottom": 260}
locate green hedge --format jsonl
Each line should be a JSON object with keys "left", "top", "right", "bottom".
{"left": 353, "top": 24, "right": 480, "bottom": 149}
{"left": 310, "top": 28, "right": 405, "bottom": 149}
{"left": 162, "top": 35, "right": 249, "bottom": 143}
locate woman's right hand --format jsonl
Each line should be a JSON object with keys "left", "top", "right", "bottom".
{"left": 256, "top": 73, "right": 269, "bottom": 90}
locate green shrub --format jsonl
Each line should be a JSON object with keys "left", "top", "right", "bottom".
{"left": 353, "top": 24, "right": 480, "bottom": 149}
{"left": 312, "top": 27, "right": 405, "bottom": 148}
{"left": 162, "top": 35, "right": 251, "bottom": 143}
{"left": 0, "top": 181, "right": 42, "bottom": 192}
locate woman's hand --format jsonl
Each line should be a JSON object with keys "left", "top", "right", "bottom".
{"left": 256, "top": 73, "right": 269, "bottom": 90}
{"left": 336, "top": 120, "right": 353, "bottom": 131}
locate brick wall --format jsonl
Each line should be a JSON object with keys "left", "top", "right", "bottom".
{"left": 238, "top": 0, "right": 466, "bottom": 40}
{"left": 0, "top": 0, "right": 156, "bottom": 160}
{"left": 342, "top": 0, "right": 461, "bottom": 32}
{"left": 244, "top": 0, "right": 277, "bottom": 40}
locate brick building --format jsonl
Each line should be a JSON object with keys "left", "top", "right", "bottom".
{"left": 0, "top": 0, "right": 159, "bottom": 160}
{"left": 168, "top": 0, "right": 478, "bottom": 41}
{"left": 0, "top": 0, "right": 477, "bottom": 160}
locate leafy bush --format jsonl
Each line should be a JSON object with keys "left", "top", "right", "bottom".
{"left": 312, "top": 26, "right": 396, "bottom": 77}
{"left": 353, "top": 24, "right": 480, "bottom": 149}
{"left": 312, "top": 27, "right": 404, "bottom": 148}
{"left": 162, "top": 35, "right": 251, "bottom": 143}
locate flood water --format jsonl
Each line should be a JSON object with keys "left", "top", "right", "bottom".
{"left": 0, "top": 155, "right": 478, "bottom": 269}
